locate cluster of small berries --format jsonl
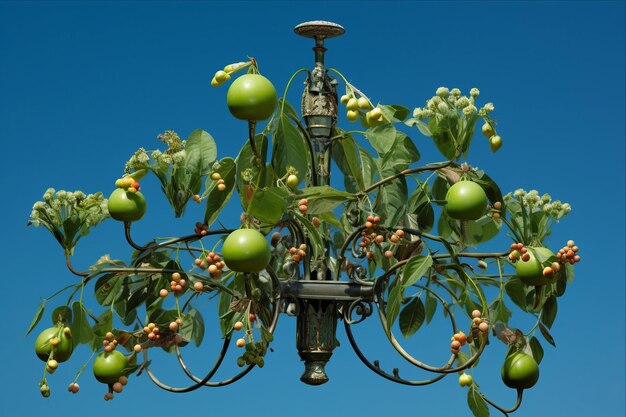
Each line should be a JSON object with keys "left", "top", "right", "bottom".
{"left": 340, "top": 93, "right": 386, "bottom": 126}
{"left": 104, "top": 375, "right": 129, "bottom": 401}
{"left": 211, "top": 172, "right": 227, "bottom": 191}
{"left": 114, "top": 176, "right": 140, "bottom": 193}
{"left": 142, "top": 323, "right": 161, "bottom": 341}
{"left": 450, "top": 310, "right": 488, "bottom": 355}
{"left": 211, "top": 61, "right": 251, "bottom": 87}
{"left": 102, "top": 331, "right": 119, "bottom": 353}
{"left": 194, "top": 222, "right": 209, "bottom": 234}
{"left": 557, "top": 240, "right": 581, "bottom": 265}
{"left": 298, "top": 198, "right": 308, "bottom": 214}
{"left": 195, "top": 252, "right": 225, "bottom": 278}
{"left": 289, "top": 244, "right": 307, "bottom": 263}
{"left": 508, "top": 243, "right": 530, "bottom": 262}
{"left": 167, "top": 272, "right": 187, "bottom": 293}
{"left": 489, "top": 201, "right": 502, "bottom": 220}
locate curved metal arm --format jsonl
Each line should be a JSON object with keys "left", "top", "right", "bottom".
{"left": 373, "top": 268, "right": 488, "bottom": 374}
{"left": 142, "top": 266, "right": 281, "bottom": 391}
{"left": 344, "top": 319, "right": 447, "bottom": 386}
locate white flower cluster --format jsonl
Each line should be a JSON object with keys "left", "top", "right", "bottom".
{"left": 508, "top": 189, "right": 572, "bottom": 220}
{"left": 29, "top": 189, "right": 109, "bottom": 231}
{"left": 411, "top": 87, "right": 495, "bottom": 122}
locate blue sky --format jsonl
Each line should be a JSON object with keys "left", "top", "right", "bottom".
{"left": 1, "top": 1, "right": 624, "bottom": 416}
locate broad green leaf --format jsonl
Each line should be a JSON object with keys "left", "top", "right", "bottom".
{"left": 467, "top": 387, "right": 490, "bottom": 417}
{"left": 298, "top": 186, "right": 357, "bottom": 214}
{"left": 456, "top": 351, "right": 470, "bottom": 367}
{"left": 505, "top": 279, "right": 527, "bottom": 311}
{"left": 272, "top": 113, "right": 309, "bottom": 181}
{"left": 381, "top": 131, "right": 420, "bottom": 170}
{"left": 358, "top": 145, "right": 376, "bottom": 188}
{"left": 489, "top": 298, "right": 512, "bottom": 324}
{"left": 541, "top": 295, "right": 558, "bottom": 329}
{"left": 538, "top": 322, "right": 556, "bottom": 347}
{"left": 528, "top": 336, "right": 544, "bottom": 364}
{"left": 373, "top": 165, "right": 408, "bottom": 227}
{"left": 249, "top": 187, "right": 289, "bottom": 224}
{"left": 293, "top": 213, "right": 323, "bottom": 259}
{"left": 70, "top": 301, "right": 94, "bottom": 346}
{"left": 90, "top": 310, "right": 113, "bottom": 351}
{"left": 236, "top": 133, "right": 268, "bottom": 210}
{"left": 429, "top": 116, "right": 457, "bottom": 160}
{"left": 385, "top": 284, "right": 403, "bottom": 334}
{"left": 425, "top": 291, "right": 438, "bottom": 324}
{"left": 399, "top": 297, "right": 425, "bottom": 338}
{"left": 184, "top": 129, "right": 217, "bottom": 177}
{"left": 50, "top": 305, "right": 72, "bottom": 325}
{"left": 203, "top": 157, "right": 237, "bottom": 226}
{"left": 380, "top": 104, "right": 410, "bottom": 122}
{"left": 402, "top": 255, "right": 433, "bottom": 287}
{"left": 405, "top": 118, "right": 432, "bottom": 137}
{"left": 189, "top": 307, "right": 205, "bottom": 347}
{"left": 94, "top": 273, "right": 127, "bottom": 306}
{"left": 365, "top": 124, "right": 397, "bottom": 155}
{"left": 26, "top": 299, "right": 46, "bottom": 336}
{"left": 332, "top": 133, "right": 365, "bottom": 192}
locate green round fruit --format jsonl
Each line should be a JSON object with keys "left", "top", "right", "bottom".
{"left": 107, "top": 188, "right": 146, "bottom": 222}
{"left": 222, "top": 229, "right": 271, "bottom": 273}
{"left": 93, "top": 350, "right": 127, "bottom": 384}
{"left": 35, "top": 326, "right": 73, "bottom": 363}
{"left": 226, "top": 74, "right": 277, "bottom": 121}
{"left": 515, "top": 247, "right": 559, "bottom": 286}
{"left": 445, "top": 181, "right": 487, "bottom": 220}
{"left": 286, "top": 174, "right": 299, "bottom": 189}
{"left": 501, "top": 351, "right": 539, "bottom": 389}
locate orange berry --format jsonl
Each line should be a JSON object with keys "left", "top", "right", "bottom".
{"left": 133, "top": 344, "right": 142, "bottom": 352}
{"left": 112, "top": 382, "right": 123, "bottom": 393}
{"left": 471, "top": 310, "right": 482, "bottom": 318}
{"left": 234, "top": 321, "right": 244, "bottom": 331}
{"left": 236, "top": 338, "right": 246, "bottom": 348}
{"left": 478, "top": 322, "right": 489, "bottom": 333}
{"left": 169, "top": 322, "right": 179, "bottom": 332}
{"left": 193, "top": 281, "right": 204, "bottom": 291}
{"left": 159, "top": 289, "right": 169, "bottom": 298}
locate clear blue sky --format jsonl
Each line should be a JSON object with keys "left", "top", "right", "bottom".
{"left": 1, "top": 1, "right": 624, "bottom": 416}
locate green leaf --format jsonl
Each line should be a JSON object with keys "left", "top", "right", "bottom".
{"left": 406, "top": 118, "right": 432, "bottom": 137}
{"left": 373, "top": 166, "right": 408, "bottom": 227}
{"left": 505, "top": 279, "right": 527, "bottom": 311}
{"left": 541, "top": 295, "right": 558, "bottom": 329}
{"left": 298, "top": 186, "right": 357, "bottom": 214}
{"left": 50, "top": 305, "right": 72, "bottom": 325}
{"left": 26, "top": 299, "right": 46, "bottom": 336}
{"left": 249, "top": 187, "right": 289, "bottom": 224}
{"left": 402, "top": 255, "right": 433, "bottom": 288}
{"left": 188, "top": 307, "right": 205, "bottom": 347}
{"left": 365, "top": 124, "right": 397, "bottom": 155}
{"left": 293, "top": 213, "right": 323, "bottom": 259}
{"left": 399, "top": 297, "right": 425, "bottom": 338}
{"left": 272, "top": 114, "right": 310, "bottom": 181}
{"left": 538, "top": 322, "right": 556, "bottom": 347}
{"left": 381, "top": 131, "right": 420, "bottom": 170}
{"left": 489, "top": 298, "right": 512, "bottom": 324}
{"left": 184, "top": 129, "right": 217, "bottom": 177}
{"left": 94, "top": 273, "right": 127, "bottom": 306}
{"left": 456, "top": 351, "right": 470, "bottom": 367}
{"left": 385, "top": 284, "right": 403, "bottom": 334}
{"left": 70, "top": 301, "right": 94, "bottom": 346}
{"left": 332, "top": 133, "right": 365, "bottom": 192}
{"left": 203, "top": 157, "right": 237, "bottom": 226}
{"left": 528, "top": 336, "right": 544, "bottom": 364}
{"left": 467, "top": 387, "right": 490, "bottom": 417}
{"left": 429, "top": 117, "right": 457, "bottom": 160}
{"left": 236, "top": 133, "right": 268, "bottom": 209}
{"left": 90, "top": 310, "right": 113, "bottom": 351}
{"left": 425, "top": 291, "right": 438, "bottom": 324}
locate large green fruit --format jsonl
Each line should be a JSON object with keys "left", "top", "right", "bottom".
{"left": 445, "top": 181, "right": 487, "bottom": 220}
{"left": 107, "top": 188, "right": 146, "bottom": 222}
{"left": 226, "top": 74, "right": 277, "bottom": 121}
{"left": 93, "top": 350, "right": 127, "bottom": 384}
{"left": 222, "top": 229, "right": 271, "bottom": 273}
{"left": 35, "top": 326, "right": 73, "bottom": 363}
{"left": 501, "top": 351, "right": 539, "bottom": 389}
{"left": 515, "top": 246, "right": 559, "bottom": 286}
